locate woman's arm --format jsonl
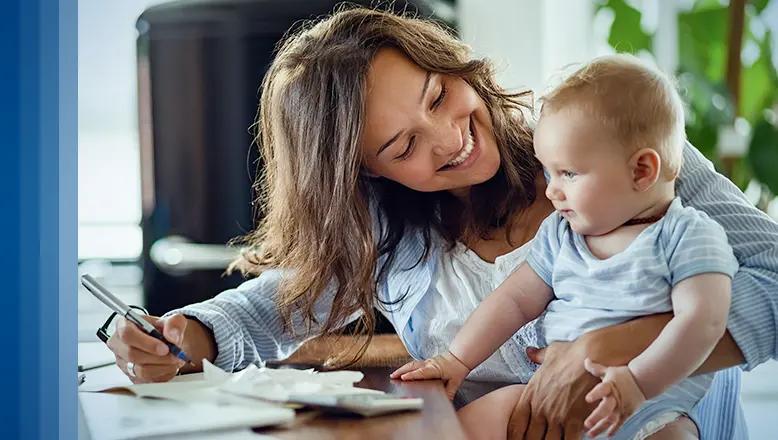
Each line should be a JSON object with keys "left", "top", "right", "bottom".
{"left": 677, "top": 142, "right": 778, "bottom": 369}
{"left": 584, "top": 313, "right": 745, "bottom": 374}
{"left": 507, "top": 314, "right": 745, "bottom": 440}
{"left": 161, "top": 268, "right": 359, "bottom": 373}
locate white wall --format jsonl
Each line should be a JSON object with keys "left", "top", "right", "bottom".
{"left": 457, "top": 0, "right": 595, "bottom": 101}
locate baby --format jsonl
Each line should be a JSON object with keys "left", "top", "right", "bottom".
{"left": 391, "top": 54, "right": 738, "bottom": 440}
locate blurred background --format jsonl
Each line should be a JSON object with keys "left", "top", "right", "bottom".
{"left": 78, "top": 0, "right": 777, "bottom": 435}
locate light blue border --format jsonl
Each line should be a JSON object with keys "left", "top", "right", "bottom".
{"left": 59, "top": 0, "right": 78, "bottom": 438}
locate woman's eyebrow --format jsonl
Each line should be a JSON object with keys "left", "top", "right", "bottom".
{"left": 376, "top": 72, "right": 432, "bottom": 157}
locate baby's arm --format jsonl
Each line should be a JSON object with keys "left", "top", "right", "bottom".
{"left": 628, "top": 272, "right": 731, "bottom": 396}
{"left": 449, "top": 263, "right": 553, "bottom": 369}
{"left": 391, "top": 264, "right": 553, "bottom": 397}
{"left": 583, "top": 272, "right": 731, "bottom": 437}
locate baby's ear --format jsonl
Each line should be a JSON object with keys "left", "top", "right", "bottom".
{"left": 629, "top": 148, "right": 661, "bottom": 192}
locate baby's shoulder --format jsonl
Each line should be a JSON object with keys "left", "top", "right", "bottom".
{"left": 659, "top": 198, "right": 728, "bottom": 247}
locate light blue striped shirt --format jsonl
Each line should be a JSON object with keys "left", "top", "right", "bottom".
{"left": 526, "top": 197, "right": 738, "bottom": 437}
{"left": 167, "top": 143, "right": 777, "bottom": 439}
{"left": 528, "top": 197, "right": 738, "bottom": 344}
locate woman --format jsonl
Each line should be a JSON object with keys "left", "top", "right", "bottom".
{"left": 107, "top": 7, "right": 778, "bottom": 439}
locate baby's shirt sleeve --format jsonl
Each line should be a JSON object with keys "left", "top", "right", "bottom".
{"left": 526, "top": 212, "right": 564, "bottom": 287}
{"left": 664, "top": 210, "right": 739, "bottom": 286}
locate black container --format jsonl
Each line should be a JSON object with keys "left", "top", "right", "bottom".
{"left": 137, "top": 0, "right": 450, "bottom": 319}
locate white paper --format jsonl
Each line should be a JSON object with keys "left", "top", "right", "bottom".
{"left": 78, "top": 341, "right": 117, "bottom": 370}
{"left": 79, "top": 392, "right": 293, "bottom": 440}
{"left": 215, "top": 362, "right": 381, "bottom": 402}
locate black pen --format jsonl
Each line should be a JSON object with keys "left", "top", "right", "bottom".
{"left": 80, "top": 274, "right": 194, "bottom": 365}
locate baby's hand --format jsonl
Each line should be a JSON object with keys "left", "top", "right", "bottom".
{"left": 582, "top": 358, "right": 647, "bottom": 438}
{"left": 390, "top": 351, "right": 471, "bottom": 399}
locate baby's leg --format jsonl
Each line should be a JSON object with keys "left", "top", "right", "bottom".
{"left": 645, "top": 415, "right": 699, "bottom": 440}
{"left": 457, "top": 384, "right": 525, "bottom": 440}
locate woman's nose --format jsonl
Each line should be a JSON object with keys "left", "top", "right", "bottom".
{"left": 430, "top": 120, "right": 463, "bottom": 156}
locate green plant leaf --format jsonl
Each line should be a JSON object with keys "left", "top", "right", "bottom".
{"left": 601, "top": 0, "right": 652, "bottom": 53}
{"left": 750, "top": 0, "right": 770, "bottom": 13}
{"left": 678, "top": 6, "right": 728, "bottom": 82}
{"left": 748, "top": 117, "right": 778, "bottom": 194}
{"left": 740, "top": 29, "right": 778, "bottom": 122}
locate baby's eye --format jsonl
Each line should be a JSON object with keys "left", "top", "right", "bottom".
{"left": 561, "top": 170, "right": 577, "bottom": 179}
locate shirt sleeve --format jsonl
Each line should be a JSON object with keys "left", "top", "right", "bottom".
{"left": 526, "top": 212, "right": 563, "bottom": 287}
{"left": 677, "top": 142, "right": 778, "bottom": 370}
{"left": 664, "top": 208, "right": 739, "bottom": 286}
{"left": 164, "top": 269, "right": 361, "bottom": 372}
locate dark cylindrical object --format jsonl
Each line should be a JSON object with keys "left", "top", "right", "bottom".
{"left": 137, "top": 0, "right": 447, "bottom": 317}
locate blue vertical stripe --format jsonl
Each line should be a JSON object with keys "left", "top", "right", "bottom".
{"left": 0, "top": 0, "right": 75, "bottom": 438}
{"left": 19, "top": 0, "right": 42, "bottom": 437}
{"left": 0, "top": 0, "right": 22, "bottom": 436}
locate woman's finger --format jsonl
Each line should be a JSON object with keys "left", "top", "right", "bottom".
{"left": 132, "top": 362, "right": 181, "bottom": 383}
{"left": 390, "top": 360, "right": 424, "bottom": 378}
{"left": 507, "top": 389, "right": 532, "bottom": 439}
{"left": 116, "top": 357, "right": 180, "bottom": 384}
{"left": 584, "top": 396, "right": 616, "bottom": 429}
{"left": 585, "top": 381, "right": 612, "bottom": 403}
{"left": 161, "top": 314, "right": 188, "bottom": 345}
{"left": 524, "top": 414, "right": 548, "bottom": 440}
{"left": 112, "top": 317, "right": 170, "bottom": 356}
{"left": 110, "top": 343, "right": 181, "bottom": 366}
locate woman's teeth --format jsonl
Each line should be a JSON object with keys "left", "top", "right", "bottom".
{"left": 446, "top": 129, "right": 475, "bottom": 167}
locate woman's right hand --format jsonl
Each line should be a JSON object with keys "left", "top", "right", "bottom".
{"left": 106, "top": 314, "right": 189, "bottom": 383}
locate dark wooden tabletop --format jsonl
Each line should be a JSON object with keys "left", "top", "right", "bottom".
{"left": 259, "top": 367, "right": 467, "bottom": 440}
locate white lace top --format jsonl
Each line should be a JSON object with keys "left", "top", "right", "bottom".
{"left": 404, "top": 240, "right": 541, "bottom": 393}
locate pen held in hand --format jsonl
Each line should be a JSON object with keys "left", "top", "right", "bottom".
{"left": 81, "top": 274, "right": 195, "bottom": 366}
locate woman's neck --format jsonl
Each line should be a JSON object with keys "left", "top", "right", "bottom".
{"left": 448, "top": 186, "right": 471, "bottom": 203}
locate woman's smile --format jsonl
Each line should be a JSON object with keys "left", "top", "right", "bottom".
{"left": 438, "top": 117, "right": 480, "bottom": 172}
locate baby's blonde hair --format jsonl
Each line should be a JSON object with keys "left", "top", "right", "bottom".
{"left": 541, "top": 54, "right": 685, "bottom": 179}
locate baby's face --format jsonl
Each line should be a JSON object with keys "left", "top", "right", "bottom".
{"left": 534, "top": 108, "right": 643, "bottom": 236}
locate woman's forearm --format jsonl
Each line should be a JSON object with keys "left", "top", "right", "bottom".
{"left": 581, "top": 312, "right": 745, "bottom": 375}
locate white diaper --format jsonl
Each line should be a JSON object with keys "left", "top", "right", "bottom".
{"left": 632, "top": 411, "right": 684, "bottom": 440}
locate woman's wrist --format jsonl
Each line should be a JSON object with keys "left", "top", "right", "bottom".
{"left": 577, "top": 313, "right": 672, "bottom": 365}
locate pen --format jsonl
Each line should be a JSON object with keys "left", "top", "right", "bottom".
{"left": 80, "top": 274, "right": 194, "bottom": 365}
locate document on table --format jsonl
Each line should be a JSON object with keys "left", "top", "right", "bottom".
{"left": 79, "top": 392, "right": 291, "bottom": 440}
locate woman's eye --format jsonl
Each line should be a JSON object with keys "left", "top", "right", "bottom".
{"left": 431, "top": 84, "right": 447, "bottom": 110}
{"left": 395, "top": 136, "right": 416, "bottom": 161}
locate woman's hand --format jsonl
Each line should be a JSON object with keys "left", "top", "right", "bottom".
{"left": 507, "top": 343, "right": 598, "bottom": 440}
{"left": 107, "top": 314, "right": 202, "bottom": 383}
{"left": 390, "top": 352, "right": 471, "bottom": 399}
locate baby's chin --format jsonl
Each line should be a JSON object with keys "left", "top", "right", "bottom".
{"left": 569, "top": 220, "right": 613, "bottom": 236}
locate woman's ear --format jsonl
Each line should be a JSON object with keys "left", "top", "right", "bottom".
{"left": 630, "top": 148, "right": 661, "bottom": 192}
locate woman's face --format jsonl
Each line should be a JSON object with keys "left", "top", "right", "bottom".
{"left": 360, "top": 48, "right": 501, "bottom": 195}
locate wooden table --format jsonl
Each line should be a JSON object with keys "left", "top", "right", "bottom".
{"left": 260, "top": 367, "right": 467, "bottom": 439}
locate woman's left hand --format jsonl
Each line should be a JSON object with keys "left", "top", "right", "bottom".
{"left": 507, "top": 342, "right": 598, "bottom": 440}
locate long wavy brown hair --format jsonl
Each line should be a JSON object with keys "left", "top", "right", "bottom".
{"left": 228, "top": 5, "right": 540, "bottom": 363}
